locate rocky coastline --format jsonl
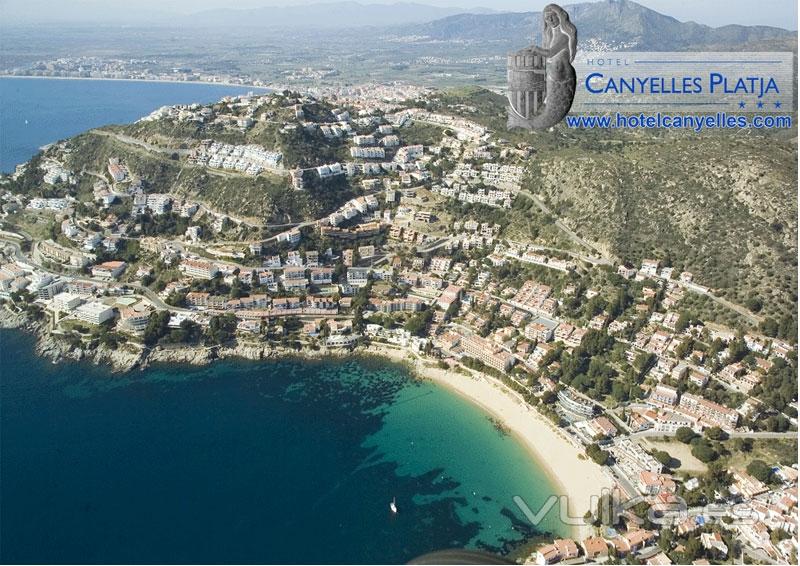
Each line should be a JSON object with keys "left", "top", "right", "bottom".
{"left": 0, "top": 307, "right": 359, "bottom": 373}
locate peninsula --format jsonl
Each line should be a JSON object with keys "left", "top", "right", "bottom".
{"left": 1, "top": 85, "right": 797, "bottom": 565}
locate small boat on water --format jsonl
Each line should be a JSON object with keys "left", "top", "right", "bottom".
{"left": 389, "top": 497, "right": 398, "bottom": 513}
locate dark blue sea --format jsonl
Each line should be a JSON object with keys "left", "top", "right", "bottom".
{"left": 0, "top": 330, "right": 564, "bottom": 564}
{"left": 0, "top": 77, "right": 264, "bottom": 173}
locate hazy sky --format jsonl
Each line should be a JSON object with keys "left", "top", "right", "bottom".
{"left": 1, "top": 0, "right": 797, "bottom": 29}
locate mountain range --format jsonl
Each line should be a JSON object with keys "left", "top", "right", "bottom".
{"left": 6, "top": 0, "right": 797, "bottom": 46}
{"left": 399, "top": 0, "right": 796, "bottom": 50}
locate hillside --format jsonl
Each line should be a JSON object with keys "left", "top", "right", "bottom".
{"left": 529, "top": 134, "right": 798, "bottom": 323}
{"left": 71, "top": 132, "right": 344, "bottom": 224}
{"left": 9, "top": 127, "right": 354, "bottom": 227}
{"left": 6, "top": 84, "right": 797, "bottom": 328}
{"left": 117, "top": 98, "right": 352, "bottom": 170}
{"left": 422, "top": 87, "right": 798, "bottom": 324}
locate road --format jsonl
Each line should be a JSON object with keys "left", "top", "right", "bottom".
{"left": 523, "top": 243, "right": 612, "bottom": 267}
{"left": 676, "top": 280, "right": 763, "bottom": 327}
{"left": 630, "top": 429, "right": 796, "bottom": 440}
{"left": 609, "top": 464, "right": 639, "bottom": 498}
{"left": 423, "top": 115, "right": 610, "bottom": 261}
{"left": 742, "top": 545, "right": 773, "bottom": 564}
{"left": 90, "top": 129, "right": 286, "bottom": 177}
{"left": 518, "top": 188, "right": 616, "bottom": 263}
{"left": 194, "top": 203, "right": 268, "bottom": 230}
{"left": 0, "top": 235, "right": 187, "bottom": 312}
{"left": 91, "top": 129, "right": 191, "bottom": 157}
{"left": 39, "top": 241, "right": 188, "bottom": 311}
{"left": 513, "top": 187, "right": 758, "bottom": 325}
{"left": 514, "top": 188, "right": 758, "bottom": 326}
{"left": 416, "top": 237, "right": 452, "bottom": 254}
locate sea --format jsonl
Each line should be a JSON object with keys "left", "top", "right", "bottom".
{"left": 0, "top": 78, "right": 565, "bottom": 564}
{"left": 0, "top": 77, "right": 266, "bottom": 174}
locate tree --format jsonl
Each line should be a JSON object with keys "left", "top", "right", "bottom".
{"left": 609, "top": 288, "right": 631, "bottom": 319}
{"left": 632, "top": 351, "right": 655, "bottom": 381}
{"left": 404, "top": 308, "right": 433, "bottom": 337}
{"left": 611, "top": 379, "right": 631, "bottom": 402}
{"left": 746, "top": 296, "right": 763, "bottom": 313}
{"left": 674, "top": 336, "right": 693, "bottom": 359}
{"left": 683, "top": 535, "right": 702, "bottom": 561}
{"left": 763, "top": 414, "right": 791, "bottom": 432}
{"left": 675, "top": 312, "right": 691, "bottom": 333}
{"left": 760, "top": 317, "right": 779, "bottom": 337}
{"left": 770, "top": 528, "right": 791, "bottom": 545}
{"left": 445, "top": 299, "right": 460, "bottom": 320}
{"left": 581, "top": 329, "right": 614, "bottom": 357}
{"left": 206, "top": 314, "right": 237, "bottom": 345}
{"left": 676, "top": 426, "right": 697, "bottom": 444}
{"left": 658, "top": 528, "right": 674, "bottom": 551}
{"left": 166, "top": 319, "right": 201, "bottom": 344}
{"left": 586, "top": 443, "right": 610, "bottom": 466}
{"left": 165, "top": 290, "right": 187, "bottom": 307}
{"left": 653, "top": 450, "right": 672, "bottom": 467}
{"left": 746, "top": 459, "right": 773, "bottom": 484}
{"left": 540, "top": 391, "right": 557, "bottom": 405}
{"left": 755, "top": 358, "right": 798, "bottom": 414}
{"left": 690, "top": 438, "right": 718, "bottom": 463}
{"left": 704, "top": 426, "right": 727, "bottom": 441}
{"left": 143, "top": 310, "right": 171, "bottom": 346}
{"left": 594, "top": 492, "right": 620, "bottom": 527}
{"left": 229, "top": 278, "right": 245, "bottom": 299}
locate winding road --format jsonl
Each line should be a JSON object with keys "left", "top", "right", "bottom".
{"left": 518, "top": 187, "right": 615, "bottom": 263}
{"left": 1, "top": 234, "right": 187, "bottom": 312}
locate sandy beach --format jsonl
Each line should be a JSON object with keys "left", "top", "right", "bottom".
{"left": 367, "top": 344, "right": 613, "bottom": 540}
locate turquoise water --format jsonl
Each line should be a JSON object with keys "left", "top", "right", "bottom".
{"left": 0, "top": 77, "right": 265, "bottom": 173}
{"left": 0, "top": 330, "right": 565, "bottom": 563}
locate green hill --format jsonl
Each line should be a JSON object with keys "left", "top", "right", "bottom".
{"left": 428, "top": 87, "right": 798, "bottom": 323}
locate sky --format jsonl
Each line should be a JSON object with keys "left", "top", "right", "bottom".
{"left": 0, "top": 0, "right": 797, "bottom": 29}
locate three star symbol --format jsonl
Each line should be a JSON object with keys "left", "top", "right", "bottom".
{"left": 739, "top": 100, "right": 782, "bottom": 109}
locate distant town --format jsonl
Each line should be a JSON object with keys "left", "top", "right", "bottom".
{"left": 0, "top": 86, "right": 797, "bottom": 566}
{"left": 1, "top": 56, "right": 270, "bottom": 88}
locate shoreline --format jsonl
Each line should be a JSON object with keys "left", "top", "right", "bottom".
{"left": 0, "top": 74, "right": 271, "bottom": 90}
{"left": 364, "top": 344, "right": 612, "bottom": 541}
{"left": 1, "top": 309, "right": 608, "bottom": 541}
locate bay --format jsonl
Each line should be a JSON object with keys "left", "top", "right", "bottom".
{"left": 0, "top": 330, "right": 566, "bottom": 563}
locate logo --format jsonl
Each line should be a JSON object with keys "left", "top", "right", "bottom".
{"left": 507, "top": 3, "right": 577, "bottom": 130}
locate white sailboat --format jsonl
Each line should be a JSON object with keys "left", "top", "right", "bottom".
{"left": 389, "top": 496, "right": 398, "bottom": 513}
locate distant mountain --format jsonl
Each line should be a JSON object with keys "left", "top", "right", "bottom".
{"left": 398, "top": 0, "right": 796, "bottom": 50}
{"left": 3, "top": 1, "right": 495, "bottom": 28}
{"left": 185, "top": 2, "right": 495, "bottom": 29}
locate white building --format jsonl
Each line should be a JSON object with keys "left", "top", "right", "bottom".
{"left": 52, "top": 292, "right": 84, "bottom": 312}
{"left": 347, "top": 267, "right": 370, "bottom": 287}
{"left": 74, "top": 301, "right": 115, "bottom": 325}
{"left": 180, "top": 259, "right": 219, "bottom": 280}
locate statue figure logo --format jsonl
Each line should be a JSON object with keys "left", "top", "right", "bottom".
{"left": 507, "top": 3, "right": 577, "bottom": 130}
